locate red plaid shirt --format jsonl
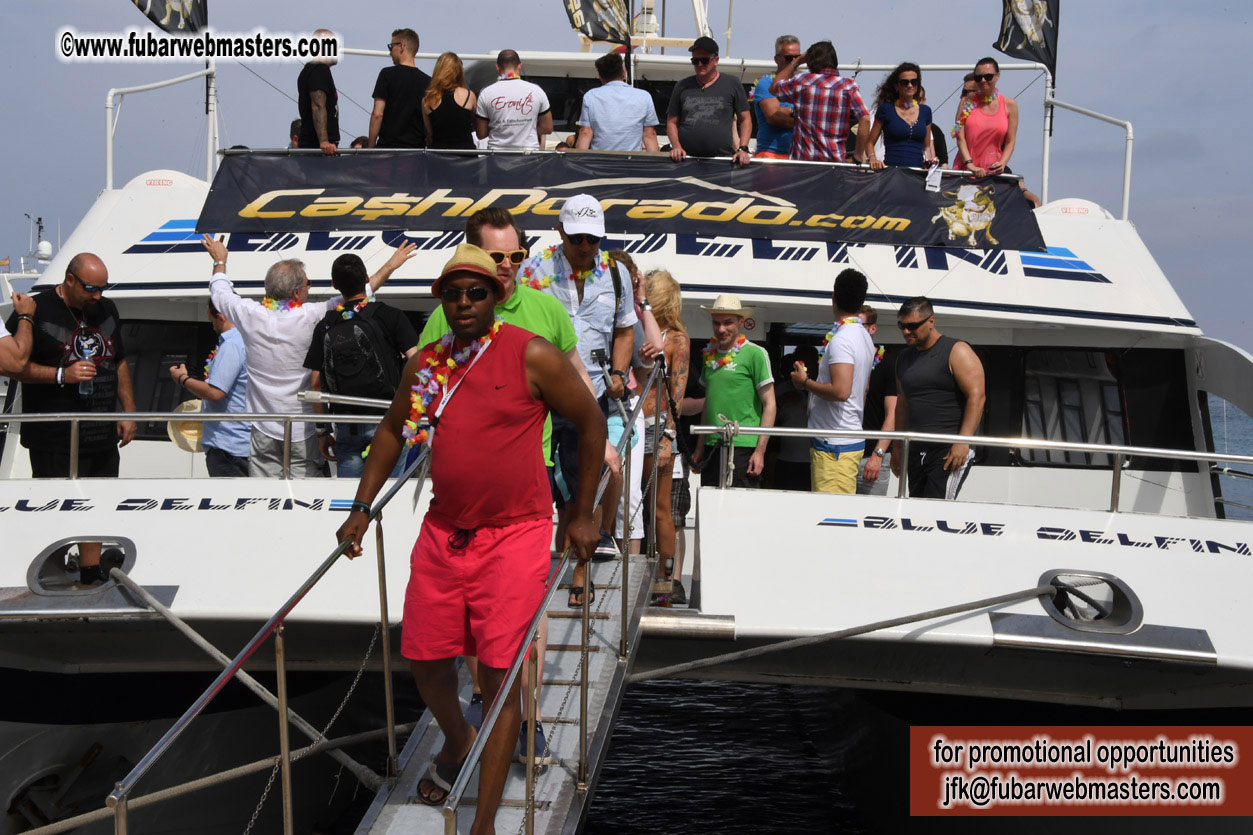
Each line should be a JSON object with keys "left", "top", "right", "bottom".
{"left": 771, "top": 70, "right": 868, "bottom": 162}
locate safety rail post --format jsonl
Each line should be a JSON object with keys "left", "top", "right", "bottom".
{"left": 648, "top": 358, "right": 664, "bottom": 562}
{"left": 281, "top": 419, "right": 293, "bottom": 479}
{"left": 619, "top": 401, "right": 631, "bottom": 661}
{"left": 524, "top": 634, "right": 538, "bottom": 835}
{"left": 1110, "top": 453, "right": 1123, "bottom": 513}
{"left": 896, "top": 439, "right": 910, "bottom": 498}
{"left": 578, "top": 537, "right": 590, "bottom": 790}
{"left": 1044, "top": 96, "right": 1134, "bottom": 220}
{"left": 1041, "top": 70, "right": 1054, "bottom": 205}
{"left": 275, "top": 623, "right": 294, "bottom": 835}
{"left": 69, "top": 419, "right": 80, "bottom": 479}
{"left": 373, "top": 512, "right": 398, "bottom": 777}
{"left": 109, "top": 785, "right": 127, "bottom": 835}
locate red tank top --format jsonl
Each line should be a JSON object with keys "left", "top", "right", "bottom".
{"left": 426, "top": 323, "right": 551, "bottom": 529}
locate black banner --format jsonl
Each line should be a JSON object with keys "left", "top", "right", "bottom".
{"left": 130, "top": 0, "right": 208, "bottom": 34}
{"left": 562, "top": 0, "right": 631, "bottom": 46}
{"left": 994, "top": 0, "right": 1058, "bottom": 78}
{"left": 197, "top": 152, "right": 1045, "bottom": 252}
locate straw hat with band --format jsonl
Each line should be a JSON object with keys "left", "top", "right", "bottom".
{"left": 167, "top": 398, "right": 204, "bottom": 453}
{"left": 430, "top": 243, "right": 511, "bottom": 299}
{"left": 700, "top": 293, "right": 753, "bottom": 318}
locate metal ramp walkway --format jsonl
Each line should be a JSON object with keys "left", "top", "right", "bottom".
{"left": 356, "top": 550, "right": 655, "bottom": 835}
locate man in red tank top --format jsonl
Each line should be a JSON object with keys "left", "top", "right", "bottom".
{"left": 337, "top": 244, "right": 605, "bottom": 830}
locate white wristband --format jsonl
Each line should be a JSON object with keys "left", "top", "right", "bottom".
{"left": 56, "top": 366, "right": 64, "bottom": 385}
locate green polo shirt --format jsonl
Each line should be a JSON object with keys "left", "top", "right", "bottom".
{"left": 700, "top": 340, "right": 772, "bottom": 448}
{"left": 420, "top": 282, "right": 578, "bottom": 465}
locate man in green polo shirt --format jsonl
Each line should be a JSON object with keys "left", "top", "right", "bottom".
{"left": 691, "top": 294, "right": 776, "bottom": 488}
{"left": 420, "top": 208, "right": 599, "bottom": 466}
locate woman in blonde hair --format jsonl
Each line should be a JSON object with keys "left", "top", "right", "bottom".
{"left": 422, "top": 52, "right": 476, "bottom": 149}
{"left": 640, "top": 269, "right": 690, "bottom": 603}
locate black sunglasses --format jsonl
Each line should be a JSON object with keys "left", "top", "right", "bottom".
{"left": 690, "top": 56, "right": 713, "bottom": 66}
{"left": 566, "top": 233, "right": 601, "bottom": 246}
{"left": 440, "top": 286, "right": 492, "bottom": 303}
{"left": 974, "top": 73, "right": 996, "bottom": 83}
{"left": 897, "top": 317, "right": 932, "bottom": 332}
{"left": 71, "top": 273, "right": 108, "bottom": 294}
{"left": 897, "top": 77, "right": 919, "bottom": 87}
{"left": 485, "top": 248, "right": 527, "bottom": 265}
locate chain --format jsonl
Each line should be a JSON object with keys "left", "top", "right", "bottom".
{"left": 242, "top": 623, "right": 382, "bottom": 835}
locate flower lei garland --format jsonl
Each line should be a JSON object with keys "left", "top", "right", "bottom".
{"left": 952, "top": 88, "right": 998, "bottom": 139}
{"left": 261, "top": 297, "right": 303, "bottom": 312}
{"left": 202, "top": 346, "right": 218, "bottom": 377}
{"left": 702, "top": 334, "right": 748, "bottom": 372}
{"left": 334, "top": 297, "right": 370, "bottom": 320}
{"left": 821, "top": 318, "right": 885, "bottom": 368}
{"left": 400, "top": 316, "right": 504, "bottom": 447}
{"left": 518, "top": 245, "right": 609, "bottom": 291}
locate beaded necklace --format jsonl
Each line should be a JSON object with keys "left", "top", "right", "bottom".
{"left": 401, "top": 316, "right": 504, "bottom": 447}
{"left": 702, "top": 334, "right": 748, "bottom": 371}
{"left": 261, "top": 297, "right": 303, "bottom": 312}
{"left": 334, "top": 297, "right": 370, "bottom": 320}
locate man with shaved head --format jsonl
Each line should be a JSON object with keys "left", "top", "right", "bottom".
{"left": 296, "top": 27, "right": 340, "bottom": 155}
{"left": 8, "top": 253, "right": 137, "bottom": 584}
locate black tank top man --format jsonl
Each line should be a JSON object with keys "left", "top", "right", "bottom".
{"left": 896, "top": 334, "right": 975, "bottom": 499}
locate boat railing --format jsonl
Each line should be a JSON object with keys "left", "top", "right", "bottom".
{"left": 0, "top": 406, "right": 382, "bottom": 479}
{"left": 76, "top": 361, "right": 669, "bottom": 835}
{"left": 694, "top": 422, "right": 1253, "bottom": 515}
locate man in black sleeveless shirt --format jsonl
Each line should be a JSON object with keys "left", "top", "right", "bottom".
{"left": 890, "top": 297, "right": 985, "bottom": 499}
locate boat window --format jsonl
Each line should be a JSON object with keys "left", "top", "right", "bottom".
{"left": 120, "top": 319, "right": 216, "bottom": 441}
{"left": 1018, "top": 350, "right": 1127, "bottom": 466}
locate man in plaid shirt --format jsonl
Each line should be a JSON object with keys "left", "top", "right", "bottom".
{"left": 770, "top": 40, "right": 870, "bottom": 163}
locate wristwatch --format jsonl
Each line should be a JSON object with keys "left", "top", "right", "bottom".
{"left": 610, "top": 369, "right": 627, "bottom": 380}
{"left": 737, "top": 145, "right": 750, "bottom": 153}
{"left": 639, "top": 300, "right": 652, "bottom": 311}
{"left": 873, "top": 447, "right": 886, "bottom": 458}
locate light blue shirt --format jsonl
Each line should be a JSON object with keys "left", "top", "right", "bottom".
{"left": 201, "top": 327, "right": 251, "bottom": 456}
{"left": 518, "top": 245, "right": 638, "bottom": 397}
{"left": 577, "top": 80, "right": 658, "bottom": 151}
{"left": 752, "top": 74, "right": 792, "bottom": 156}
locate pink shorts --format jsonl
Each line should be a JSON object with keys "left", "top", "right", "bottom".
{"left": 401, "top": 515, "right": 552, "bottom": 669}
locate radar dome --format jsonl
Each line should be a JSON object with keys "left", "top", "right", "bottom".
{"left": 36, "top": 240, "right": 53, "bottom": 260}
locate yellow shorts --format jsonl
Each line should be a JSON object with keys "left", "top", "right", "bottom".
{"left": 811, "top": 448, "right": 864, "bottom": 494}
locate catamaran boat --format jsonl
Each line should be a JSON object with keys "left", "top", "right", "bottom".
{"left": 3, "top": 18, "right": 1253, "bottom": 835}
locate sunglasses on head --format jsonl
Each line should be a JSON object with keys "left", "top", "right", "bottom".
{"left": 485, "top": 248, "right": 527, "bottom": 265}
{"left": 71, "top": 273, "right": 107, "bottom": 294}
{"left": 974, "top": 72, "right": 996, "bottom": 83}
{"left": 897, "top": 317, "right": 931, "bottom": 332}
{"left": 961, "top": 88, "right": 977, "bottom": 97}
{"left": 897, "top": 77, "right": 919, "bottom": 87}
{"left": 566, "top": 233, "right": 601, "bottom": 246}
{"left": 440, "top": 285, "right": 492, "bottom": 303}
{"left": 690, "top": 56, "right": 713, "bottom": 66}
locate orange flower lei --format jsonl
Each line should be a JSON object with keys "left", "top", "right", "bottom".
{"left": 401, "top": 317, "right": 504, "bottom": 447}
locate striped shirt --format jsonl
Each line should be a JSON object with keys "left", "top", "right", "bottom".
{"left": 771, "top": 70, "right": 868, "bottom": 162}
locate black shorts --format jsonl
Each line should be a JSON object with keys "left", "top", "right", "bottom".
{"left": 29, "top": 447, "right": 121, "bottom": 479}
{"left": 698, "top": 444, "right": 761, "bottom": 489}
{"left": 906, "top": 443, "right": 974, "bottom": 500}
{"left": 550, "top": 393, "right": 614, "bottom": 508}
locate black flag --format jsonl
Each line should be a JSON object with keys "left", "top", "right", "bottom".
{"left": 562, "top": 0, "right": 631, "bottom": 47}
{"left": 993, "top": 0, "right": 1058, "bottom": 78}
{"left": 131, "top": 0, "right": 208, "bottom": 34}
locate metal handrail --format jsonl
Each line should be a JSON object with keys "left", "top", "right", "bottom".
{"left": 105, "top": 445, "right": 429, "bottom": 830}
{"left": 691, "top": 424, "right": 1253, "bottom": 469}
{"left": 694, "top": 422, "right": 1253, "bottom": 514}
{"left": 442, "top": 361, "right": 664, "bottom": 833}
{"left": 1043, "top": 96, "right": 1133, "bottom": 219}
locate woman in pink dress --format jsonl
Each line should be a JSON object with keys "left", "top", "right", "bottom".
{"left": 954, "top": 56, "right": 1019, "bottom": 178}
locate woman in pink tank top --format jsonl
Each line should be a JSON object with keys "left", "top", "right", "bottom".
{"left": 954, "top": 57, "right": 1019, "bottom": 178}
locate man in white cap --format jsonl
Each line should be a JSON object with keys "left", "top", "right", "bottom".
{"left": 517, "top": 193, "right": 636, "bottom": 604}
{"left": 690, "top": 294, "right": 775, "bottom": 487}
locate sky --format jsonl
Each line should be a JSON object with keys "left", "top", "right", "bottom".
{"left": 1, "top": 1, "right": 1250, "bottom": 351}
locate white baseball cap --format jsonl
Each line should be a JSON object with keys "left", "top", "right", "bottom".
{"left": 559, "top": 194, "right": 605, "bottom": 237}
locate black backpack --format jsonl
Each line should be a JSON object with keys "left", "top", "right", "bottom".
{"left": 320, "top": 304, "right": 401, "bottom": 404}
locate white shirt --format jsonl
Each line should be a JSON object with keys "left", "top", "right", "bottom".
{"left": 808, "top": 319, "right": 874, "bottom": 445}
{"left": 209, "top": 273, "right": 356, "bottom": 441}
{"left": 475, "top": 77, "right": 551, "bottom": 150}
{"left": 0, "top": 318, "right": 9, "bottom": 339}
